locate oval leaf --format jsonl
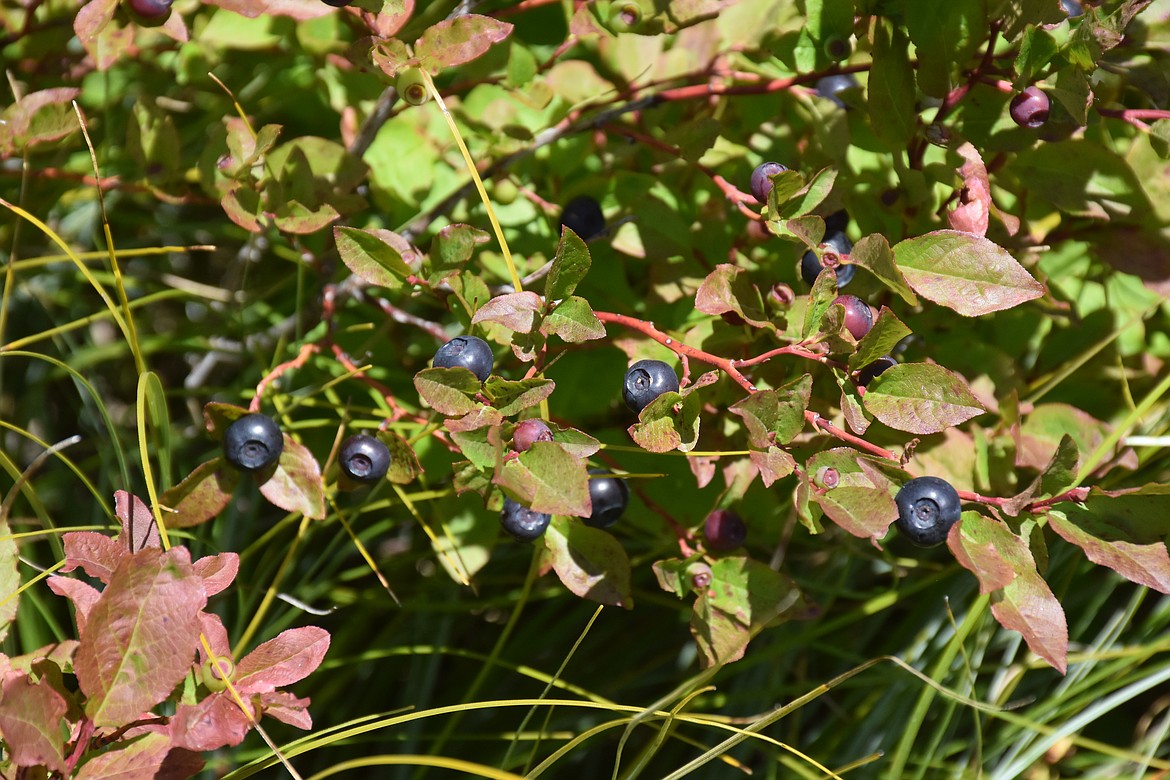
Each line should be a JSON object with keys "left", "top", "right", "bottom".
{"left": 892, "top": 230, "right": 1044, "bottom": 316}
{"left": 334, "top": 226, "right": 413, "bottom": 288}
{"left": 543, "top": 517, "right": 633, "bottom": 608}
{"left": 258, "top": 436, "right": 326, "bottom": 520}
{"left": 415, "top": 15, "right": 513, "bottom": 72}
{"left": 862, "top": 363, "right": 986, "bottom": 434}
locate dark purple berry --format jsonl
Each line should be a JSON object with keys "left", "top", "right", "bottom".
{"left": 1010, "top": 87, "right": 1050, "bottom": 129}
{"left": 223, "top": 414, "right": 283, "bottom": 473}
{"left": 824, "top": 209, "right": 849, "bottom": 233}
{"left": 622, "top": 359, "right": 680, "bottom": 413}
{"left": 832, "top": 294, "right": 874, "bottom": 340}
{"left": 127, "top": 0, "right": 172, "bottom": 18}
{"left": 433, "top": 335, "right": 494, "bottom": 383}
{"left": 857, "top": 355, "right": 897, "bottom": 386}
{"left": 750, "top": 161, "right": 789, "bottom": 204}
{"left": 801, "top": 230, "right": 855, "bottom": 287}
{"left": 320, "top": 0, "right": 350, "bottom": 5}
{"left": 704, "top": 509, "right": 746, "bottom": 552}
{"left": 586, "top": 469, "right": 629, "bottom": 529}
{"left": 339, "top": 433, "right": 391, "bottom": 485}
{"left": 513, "top": 419, "right": 553, "bottom": 452}
{"left": 815, "top": 73, "right": 858, "bottom": 109}
{"left": 560, "top": 195, "right": 606, "bottom": 241}
{"left": 895, "top": 476, "right": 962, "bottom": 547}
{"left": 500, "top": 498, "right": 551, "bottom": 542}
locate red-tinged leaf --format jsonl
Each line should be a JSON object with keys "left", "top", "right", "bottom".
{"left": 259, "top": 690, "right": 314, "bottom": 729}
{"left": 193, "top": 553, "right": 239, "bottom": 598}
{"left": 543, "top": 517, "right": 633, "bottom": 608}
{"left": 73, "top": 0, "right": 116, "bottom": 50}
{"left": 62, "top": 531, "right": 124, "bottom": 583}
{"left": 369, "top": 36, "right": 413, "bottom": 78}
{"left": 414, "top": 367, "right": 484, "bottom": 416}
{"left": 74, "top": 730, "right": 171, "bottom": 779}
{"left": 335, "top": 226, "right": 413, "bottom": 288}
{"left": 115, "top": 490, "right": 160, "bottom": 552}
{"left": 414, "top": 15, "right": 514, "bottom": 72}
{"left": 362, "top": 0, "right": 414, "bottom": 41}
{"left": 628, "top": 391, "right": 702, "bottom": 453}
{"left": 234, "top": 626, "right": 330, "bottom": 693}
{"left": 258, "top": 437, "right": 327, "bottom": 520}
{"left": 0, "top": 518, "right": 17, "bottom": 642}
{"left": 0, "top": 88, "right": 80, "bottom": 155}
{"left": 482, "top": 377, "right": 555, "bottom": 416}
{"left": 495, "top": 441, "right": 591, "bottom": 517}
{"left": 221, "top": 184, "right": 262, "bottom": 233}
{"left": 196, "top": 612, "right": 231, "bottom": 662}
{"left": 728, "top": 374, "right": 812, "bottom": 448}
{"left": 160, "top": 459, "right": 239, "bottom": 529}
{"left": 805, "top": 448, "right": 901, "bottom": 539}
{"left": 695, "top": 264, "right": 770, "bottom": 328}
{"left": 892, "top": 230, "right": 1045, "bottom": 316}
{"left": 7, "top": 641, "right": 79, "bottom": 675}
{"left": 949, "top": 514, "right": 1018, "bottom": 593}
{"left": 156, "top": 748, "right": 205, "bottom": 780}
{"left": 0, "top": 673, "right": 68, "bottom": 773}
{"left": 691, "top": 556, "right": 808, "bottom": 668}
{"left": 862, "top": 363, "right": 986, "bottom": 434}
{"left": 470, "top": 291, "right": 544, "bottom": 334}
{"left": 202, "top": 0, "right": 331, "bottom": 20}
{"left": 171, "top": 693, "right": 252, "bottom": 751}
{"left": 1016, "top": 403, "right": 1109, "bottom": 472}
{"left": 947, "top": 142, "right": 991, "bottom": 236}
{"left": 1047, "top": 510, "right": 1170, "bottom": 594}
{"left": 271, "top": 199, "right": 340, "bottom": 235}
{"left": 444, "top": 405, "right": 505, "bottom": 433}
{"left": 749, "top": 448, "right": 796, "bottom": 488}
{"left": 949, "top": 514, "right": 1068, "bottom": 673}
{"left": 551, "top": 427, "right": 602, "bottom": 460}
{"left": 1003, "top": 434, "right": 1079, "bottom": 517}
{"left": 75, "top": 547, "right": 206, "bottom": 727}
{"left": 46, "top": 577, "right": 102, "bottom": 632}
{"left": 689, "top": 455, "right": 718, "bottom": 488}
{"left": 1056, "top": 483, "right": 1170, "bottom": 539}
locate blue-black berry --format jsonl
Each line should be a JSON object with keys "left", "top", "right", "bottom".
{"left": 1010, "top": 87, "right": 1050, "bottom": 129}
{"left": 223, "top": 414, "right": 284, "bottom": 473}
{"left": 500, "top": 498, "right": 551, "bottom": 542}
{"left": 857, "top": 355, "right": 897, "bottom": 387}
{"left": 433, "top": 335, "right": 494, "bottom": 383}
{"left": 815, "top": 73, "right": 858, "bottom": 109}
{"left": 339, "top": 433, "right": 391, "bottom": 485}
{"left": 894, "top": 476, "right": 962, "bottom": 547}
{"left": 750, "top": 161, "right": 789, "bottom": 204}
{"left": 704, "top": 509, "right": 746, "bottom": 552}
{"left": 824, "top": 209, "right": 849, "bottom": 233}
{"left": 801, "top": 230, "right": 854, "bottom": 287}
{"left": 586, "top": 469, "right": 630, "bottom": 529}
{"left": 622, "top": 359, "right": 679, "bottom": 413}
{"left": 560, "top": 195, "right": 606, "bottom": 241}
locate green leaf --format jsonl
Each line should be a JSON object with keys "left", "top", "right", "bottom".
{"left": 75, "top": 547, "right": 206, "bottom": 727}
{"left": 892, "top": 230, "right": 1044, "bottom": 316}
{"left": 1006, "top": 140, "right": 1150, "bottom": 219}
{"left": 546, "top": 227, "right": 591, "bottom": 301}
{"left": 380, "top": 431, "right": 423, "bottom": 485}
{"left": 544, "top": 517, "right": 634, "bottom": 608}
{"left": 901, "top": 0, "right": 985, "bottom": 97}
{"left": 628, "top": 391, "right": 702, "bottom": 453}
{"left": 850, "top": 307, "right": 912, "bottom": 371}
{"left": 495, "top": 441, "right": 591, "bottom": 517}
{"left": 805, "top": 448, "right": 900, "bottom": 539}
{"left": 950, "top": 513, "right": 1068, "bottom": 673}
{"left": 777, "top": 167, "right": 838, "bottom": 219}
{"left": 428, "top": 223, "right": 490, "bottom": 283}
{"left": 849, "top": 233, "right": 918, "bottom": 305}
{"left": 414, "top": 367, "right": 484, "bottom": 416}
{"left": 482, "top": 376, "right": 556, "bottom": 416}
{"left": 1015, "top": 26, "right": 1059, "bottom": 87}
{"left": 258, "top": 437, "right": 327, "bottom": 519}
{"left": 728, "top": 374, "right": 813, "bottom": 448}
{"left": 0, "top": 517, "right": 18, "bottom": 643}
{"left": 867, "top": 19, "right": 917, "bottom": 152}
{"left": 862, "top": 363, "right": 986, "bottom": 434}
{"left": 334, "top": 226, "right": 413, "bottom": 288}
{"left": 542, "top": 296, "right": 606, "bottom": 342}
{"left": 450, "top": 427, "right": 504, "bottom": 471}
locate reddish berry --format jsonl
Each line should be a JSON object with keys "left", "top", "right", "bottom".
{"left": 833, "top": 294, "right": 874, "bottom": 340}
{"left": 1010, "top": 87, "right": 1050, "bottom": 129}
{"left": 704, "top": 509, "right": 746, "bottom": 552}
{"left": 513, "top": 419, "right": 553, "bottom": 452}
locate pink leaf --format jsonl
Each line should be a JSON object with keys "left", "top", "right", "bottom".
{"left": 259, "top": 690, "right": 313, "bottom": 729}
{"left": 61, "top": 531, "right": 124, "bottom": 583}
{"left": 193, "top": 553, "right": 239, "bottom": 598}
{"left": 947, "top": 142, "right": 990, "bottom": 236}
{"left": 75, "top": 547, "right": 207, "bottom": 727}
{"left": 1047, "top": 511, "right": 1170, "bottom": 594}
{"left": 202, "top": 0, "right": 331, "bottom": 20}
{"left": 74, "top": 730, "right": 171, "bottom": 779}
{"left": 160, "top": 459, "right": 239, "bottom": 529}
{"left": 196, "top": 612, "right": 231, "bottom": 663}
{"left": 234, "top": 626, "right": 330, "bottom": 693}
{"left": 115, "top": 490, "right": 161, "bottom": 553}
{"left": 170, "top": 693, "right": 253, "bottom": 751}
{"left": 46, "top": 576, "right": 102, "bottom": 633}
{"left": 414, "top": 15, "right": 513, "bottom": 73}
{"left": 0, "top": 672, "right": 68, "bottom": 773}
{"left": 258, "top": 436, "right": 327, "bottom": 520}
{"left": 470, "top": 291, "right": 545, "bottom": 333}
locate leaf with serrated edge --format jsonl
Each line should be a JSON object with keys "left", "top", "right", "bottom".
{"left": 850, "top": 307, "right": 911, "bottom": 371}
{"left": 546, "top": 228, "right": 590, "bottom": 301}
{"left": 893, "top": 230, "right": 1044, "bottom": 316}
{"left": 543, "top": 295, "right": 606, "bottom": 342}
{"left": 75, "top": 547, "right": 206, "bottom": 727}
{"left": 234, "top": 626, "right": 330, "bottom": 693}
{"left": 482, "top": 377, "right": 555, "bottom": 416}
{"left": 949, "top": 513, "right": 1068, "bottom": 673}
{"left": 470, "top": 291, "right": 544, "bottom": 333}
{"left": 414, "top": 367, "right": 483, "bottom": 416}
{"left": 258, "top": 437, "right": 326, "bottom": 520}
{"left": 335, "top": 226, "right": 412, "bottom": 288}
{"left": 863, "top": 363, "right": 986, "bottom": 434}
{"left": 496, "top": 441, "right": 590, "bottom": 516}
{"left": 544, "top": 517, "right": 633, "bottom": 608}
